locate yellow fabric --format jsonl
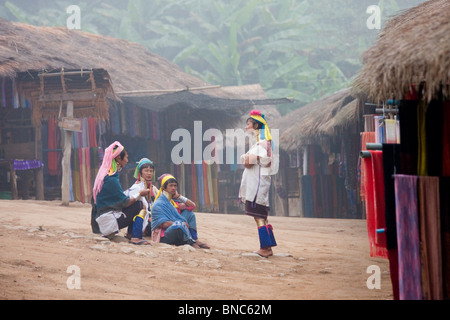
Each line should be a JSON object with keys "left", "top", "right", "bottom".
{"left": 154, "top": 174, "right": 178, "bottom": 209}
{"left": 133, "top": 209, "right": 147, "bottom": 222}
{"left": 108, "top": 145, "right": 124, "bottom": 176}
{"left": 250, "top": 115, "right": 272, "bottom": 141}
{"left": 417, "top": 101, "right": 427, "bottom": 176}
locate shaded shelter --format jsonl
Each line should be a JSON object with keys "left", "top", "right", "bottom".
{"left": 272, "top": 88, "right": 362, "bottom": 218}
{"left": 353, "top": 0, "right": 450, "bottom": 300}
{"left": 0, "top": 18, "right": 292, "bottom": 205}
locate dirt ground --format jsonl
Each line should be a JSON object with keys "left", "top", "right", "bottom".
{"left": 0, "top": 199, "right": 392, "bottom": 300}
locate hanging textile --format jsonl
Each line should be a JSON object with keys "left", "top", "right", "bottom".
{"left": 84, "top": 148, "right": 92, "bottom": 203}
{"left": 385, "top": 119, "right": 398, "bottom": 144}
{"left": 364, "top": 114, "right": 375, "bottom": 132}
{"left": 370, "top": 151, "right": 387, "bottom": 250}
{"left": 374, "top": 116, "right": 385, "bottom": 144}
{"left": 417, "top": 100, "right": 428, "bottom": 176}
{"left": 394, "top": 174, "right": 422, "bottom": 300}
{"left": 360, "top": 132, "right": 375, "bottom": 201}
{"left": 191, "top": 162, "right": 197, "bottom": 203}
{"left": 202, "top": 162, "right": 210, "bottom": 210}
{"left": 78, "top": 148, "right": 85, "bottom": 203}
{"left": 211, "top": 162, "right": 219, "bottom": 212}
{"left": 47, "top": 118, "right": 58, "bottom": 176}
{"left": 440, "top": 177, "right": 450, "bottom": 299}
{"left": 361, "top": 155, "right": 388, "bottom": 259}
{"left": 71, "top": 148, "right": 81, "bottom": 202}
{"left": 88, "top": 118, "right": 97, "bottom": 148}
{"left": 418, "top": 176, "right": 443, "bottom": 300}
{"left": 196, "top": 163, "right": 205, "bottom": 209}
{"left": 443, "top": 102, "right": 450, "bottom": 177}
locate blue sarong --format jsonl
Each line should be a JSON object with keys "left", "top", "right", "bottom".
{"left": 151, "top": 193, "right": 195, "bottom": 244}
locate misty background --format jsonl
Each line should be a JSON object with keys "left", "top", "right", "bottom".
{"left": 0, "top": 0, "right": 424, "bottom": 114}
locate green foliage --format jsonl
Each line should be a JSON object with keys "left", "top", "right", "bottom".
{"left": 0, "top": 0, "right": 425, "bottom": 115}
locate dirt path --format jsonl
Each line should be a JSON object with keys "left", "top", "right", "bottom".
{"left": 0, "top": 200, "right": 392, "bottom": 300}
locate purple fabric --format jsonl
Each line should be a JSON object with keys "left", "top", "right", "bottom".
{"left": 394, "top": 174, "right": 422, "bottom": 300}
{"left": 12, "top": 160, "right": 44, "bottom": 171}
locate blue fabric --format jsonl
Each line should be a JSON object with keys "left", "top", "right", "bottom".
{"left": 151, "top": 193, "right": 187, "bottom": 231}
{"left": 95, "top": 172, "right": 129, "bottom": 215}
{"left": 131, "top": 215, "right": 144, "bottom": 239}
{"left": 258, "top": 225, "right": 277, "bottom": 249}
{"left": 163, "top": 221, "right": 195, "bottom": 245}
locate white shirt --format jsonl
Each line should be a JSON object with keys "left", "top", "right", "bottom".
{"left": 239, "top": 139, "right": 272, "bottom": 207}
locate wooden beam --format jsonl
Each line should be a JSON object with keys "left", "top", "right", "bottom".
{"left": 39, "top": 91, "right": 97, "bottom": 102}
{"left": 61, "top": 101, "right": 73, "bottom": 206}
{"left": 9, "top": 162, "right": 18, "bottom": 200}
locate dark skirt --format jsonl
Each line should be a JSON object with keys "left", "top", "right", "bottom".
{"left": 245, "top": 200, "right": 269, "bottom": 220}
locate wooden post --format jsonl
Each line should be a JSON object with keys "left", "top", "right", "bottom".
{"left": 34, "top": 124, "right": 45, "bottom": 200}
{"left": 9, "top": 161, "right": 18, "bottom": 200}
{"left": 61, "top": 101, "right": 73, "bottom": 206}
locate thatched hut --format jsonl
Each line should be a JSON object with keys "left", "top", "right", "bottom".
{"left": 353, "top": 0, "right": 450, "bottom": 102}
{"left": 271, "top": 88, "right": 363, "bottom": 218}
{"left": 0, "top": 19, "right": 291, "bottom": 205}
{"left": 353, "top": 0, "right": 450, "bottom": 300}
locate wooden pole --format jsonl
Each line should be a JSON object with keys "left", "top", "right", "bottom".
{"left": 61, "top": 101, "right": 73, "bottom": 206}
{"left": 34, "top": 124, "right": 45, "bottom": 200}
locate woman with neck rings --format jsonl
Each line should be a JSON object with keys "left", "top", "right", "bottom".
{"left": 239, "top": 110, "right": 277, "bottom": 257}
{"left": 125, "top": 158, "right": 159, "bottom": 239}
{"left": 151, "top": 174, "right": 210, "bottom": 249}
{"left": 92, "top": 142, "right": 151, "bottom": 245}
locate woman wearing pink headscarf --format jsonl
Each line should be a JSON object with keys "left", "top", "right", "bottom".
{"left": 91, "top": 141, "right": 151, "bottom": 244}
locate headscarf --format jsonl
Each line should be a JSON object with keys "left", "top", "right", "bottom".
{"left": 249, "top": 109, "right": 272, "bottom": 141}
{"left": 92, "top": 141, "right": 124, "bottom": 203}
{"left": 154, "top": 174, "right": 178, "bottom": 209}
{"left": 133, "top": 158, "right": 154, "bottom": 181}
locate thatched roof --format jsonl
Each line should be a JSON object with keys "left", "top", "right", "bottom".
{"left": 0, "top": 19, "right": 292, "bottom": 124}
{"left": 353, "top": 0, "right": 450, "bottom": 102}
{"left": 0, "top": 18, "right": 209, "bottom": 93}
{"left": 273, "top": 88, "right": 358, "bottom": 152}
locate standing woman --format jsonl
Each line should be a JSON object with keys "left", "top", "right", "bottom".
{"left": 239, "top": 110, "right": 277, "bottom": 257}
{"left": 92, "top": 141, "right": 150, "bottom": 244}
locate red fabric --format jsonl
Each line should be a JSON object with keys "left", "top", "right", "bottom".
{"left": 202, "top": 162, "right": 210, "bottom": 207}
{"left": 388, "top": 248, "right": 400, "bottom": 300}
{"left": 191, "top": 162, "right": 197, "bottom": 203}
{"left": 47, "top": 118, "right": 58, "bottom": 176}
{"left": 78, "top": 148, "right": 85, "bottom": 204}
{"left": 362, "top": 153, "right": 388, "bottom": 259}
{"left": 371, "top": 151, "right": 387, "bottom": 248}
{"left": 360, "top": 132, "right": 376, "bottom": 200}
{"left": 88, "top": 118, "right": 97, "bottom": 148}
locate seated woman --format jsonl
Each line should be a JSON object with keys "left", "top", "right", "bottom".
{"left": 125, "top": 158, "right": 159, "bottom": 238}
{"left": 151, "top": 174, "right": 209, "bottom": 248}
{"left": 92, "top": 141, "right": 151, "bottom": 245}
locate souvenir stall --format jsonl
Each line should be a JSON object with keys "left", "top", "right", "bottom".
{"left": 273, "top": 88, "right": 363, "bottom": 218}
{"left": 117, "top": 84, "right": 291, "bottom": 213}
{"left": 353, "top": 0, "right": 450, "bottom": 300}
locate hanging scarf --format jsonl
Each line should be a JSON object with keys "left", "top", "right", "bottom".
{"left": 92, "top": 141, "right": 124, "bottom": 203}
